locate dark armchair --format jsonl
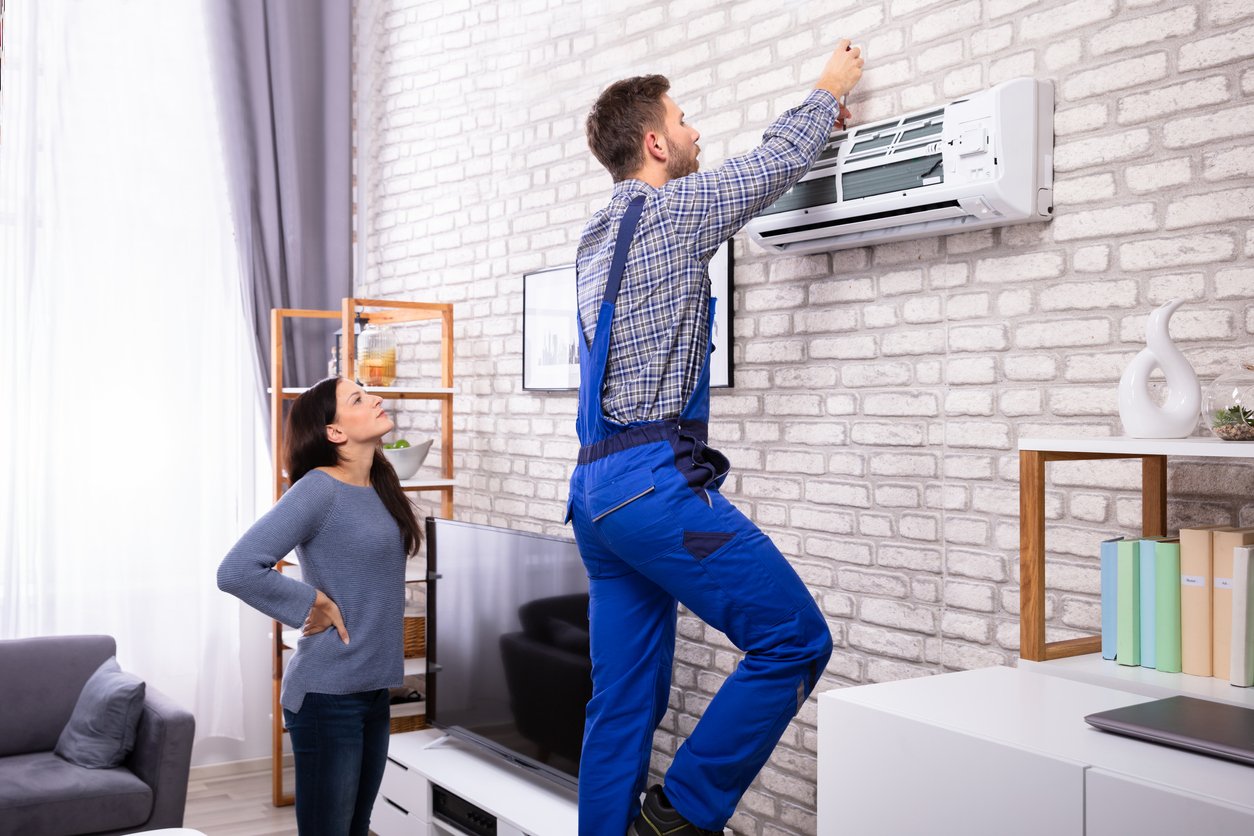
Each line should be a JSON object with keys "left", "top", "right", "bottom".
{"left": 499, "top": 593, "right": 592, "bottom": 767}
{"left": 0, "top": 635, "right": 196, "bottom": 836}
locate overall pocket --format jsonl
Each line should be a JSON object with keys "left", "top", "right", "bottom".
{"left": 588, "top": 466, "right": 656, "bottom": 522}
{"left": 694, "top": 530, "right": 815, "bottom": 630}
{"left": 585, "top": 466, "right": 681, "bottom": 557}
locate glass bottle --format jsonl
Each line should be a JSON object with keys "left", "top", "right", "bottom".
{"left": 356, "top": 323, "right": 397, "bottom": 387}
{"left": 332, "top": 314, "right": 365, "bottom": 378}
{"left": 1202, "top": 362, "right": 1254, "bottom": 441}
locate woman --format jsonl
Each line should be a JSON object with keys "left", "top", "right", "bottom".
{"left": 218, "top": 376, "right": 422, "bottom": 836}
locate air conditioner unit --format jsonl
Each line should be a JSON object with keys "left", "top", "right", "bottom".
{"left": 744, "top": 77, "right": 1054, "bottom": 254}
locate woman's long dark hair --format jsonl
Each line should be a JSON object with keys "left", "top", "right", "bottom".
{"left": 285, "top": 376, "right": 422, "bottom": 556}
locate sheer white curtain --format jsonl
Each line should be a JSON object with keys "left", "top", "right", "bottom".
{"left": 0, "top": 0, "right": 261, "bottom": 741}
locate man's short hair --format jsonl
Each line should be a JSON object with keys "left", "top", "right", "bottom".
{"left": 586, "top": 75, "right": 671, "bottom": 182}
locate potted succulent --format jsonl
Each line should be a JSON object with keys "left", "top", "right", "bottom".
{"left": 1203, "top": 363, "right": 1254, "bottom": 441}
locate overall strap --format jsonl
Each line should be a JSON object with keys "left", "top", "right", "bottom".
{"left": 575, "top": 193, "right": 648, "bottom": 448}
{"left": 600, "top": 194, "right": 647, "bottom": 309}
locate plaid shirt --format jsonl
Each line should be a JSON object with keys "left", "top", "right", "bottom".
{"left": 576, "top": 89, "right": 838, "bottom": 424}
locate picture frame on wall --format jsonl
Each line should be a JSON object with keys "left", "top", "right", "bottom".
{"left": 521, "top": 240, "right": 735, "bottom": 391}
{"left": 522, "top": 264, "right": 581, "bottom": 391}
{"left": 708, "top": 239, "right": 735, "bottom": 389}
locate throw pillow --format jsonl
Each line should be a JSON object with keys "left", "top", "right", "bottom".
{"left": 54, "top": 656, "right": 146, "bottom": 769}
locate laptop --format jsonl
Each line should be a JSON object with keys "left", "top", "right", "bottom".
{"left": 1085, "top": 696, "right": 1254, "bottom": 767}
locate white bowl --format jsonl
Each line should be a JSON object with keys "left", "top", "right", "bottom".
{"left": 381, "top": 439, "right": 433, "bottom": 480}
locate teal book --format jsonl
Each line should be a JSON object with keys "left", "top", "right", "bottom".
{"left": 1101, "top": 537, "right": 1122, "bottom": 660}
{"left": 1139, "top": 538, "right": 1159, "bottom": 668}
{"left": 1155, "top": 539, "right": 1182, "bottom": 673}
{"left": 1117, "top": 539, "right": 1141, "bottom": 666}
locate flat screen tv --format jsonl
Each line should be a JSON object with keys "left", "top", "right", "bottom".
{"left": 426, "top": 516, "right": 590, "bottom": 791}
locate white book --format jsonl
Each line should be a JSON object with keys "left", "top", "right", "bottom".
{"left": 1232, "top": 545, "right": 1254, "bottom": 688}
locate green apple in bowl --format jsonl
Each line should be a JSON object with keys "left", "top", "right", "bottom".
{"left": 380, "top": 438, "right": 432, "bottom": 480}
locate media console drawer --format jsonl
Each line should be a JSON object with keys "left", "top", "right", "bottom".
{"left": 371, "top": 791, "right": 423, "bottom": 836}
{"left": 372, "top": 752, "right": 432, "bottom": 836}
{"left": 380, "top": 753, "right": 430, "bottom": 813}
{"left": 1085, "top": 768, "right": 1254, "bottom": 836}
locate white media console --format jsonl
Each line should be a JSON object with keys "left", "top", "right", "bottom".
{"left": 817, "top": 666, "right": 1254, "bottom": 835}
{"left": 370, "top": 729, "right": 577, "bottom": 836}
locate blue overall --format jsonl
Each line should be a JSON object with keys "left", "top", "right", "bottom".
{"left": 567, "top": 196, "right": 833, "bottom": 832}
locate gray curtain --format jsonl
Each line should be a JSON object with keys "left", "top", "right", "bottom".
{"left": 206, "top": 0, "right": 351, "bottom": 427}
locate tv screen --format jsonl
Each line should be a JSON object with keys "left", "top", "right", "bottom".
{"left": 426, "top": 517, "right": 590, "bottom": 790}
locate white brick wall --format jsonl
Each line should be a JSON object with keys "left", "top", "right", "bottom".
{"left": 354, "top": 1, "right": 1254, "bottom": 832}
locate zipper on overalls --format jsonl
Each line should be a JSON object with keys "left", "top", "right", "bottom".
{"left": 591, "top": 485, "right": 656, "bottom": 522}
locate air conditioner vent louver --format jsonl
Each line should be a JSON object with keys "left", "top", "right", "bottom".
{"left": 757, "top": 200, "right": 962, "bottom": 239}
{"left": 843, "top": 154, "right": 944, "bottom": 201}
{"left": 744, "top": 78, "right": 1054, "bottom": 254}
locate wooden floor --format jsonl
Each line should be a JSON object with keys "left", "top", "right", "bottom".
{"left": 184, "top": 765, "right": 298, "bottom": 836}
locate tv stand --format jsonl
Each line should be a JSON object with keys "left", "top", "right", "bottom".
{"left": 370, "top": 729, "right": 578, "bottom": 836}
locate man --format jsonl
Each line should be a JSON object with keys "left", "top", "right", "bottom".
{"left": 566, "top": 41, "right": 864, "bottom": 835}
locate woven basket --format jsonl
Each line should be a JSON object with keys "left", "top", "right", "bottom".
{"left": 390, "top": 713, "right": 428, "bottom": 734}
{"left": 403, "top": 616, "right": 426, "bottom": 658}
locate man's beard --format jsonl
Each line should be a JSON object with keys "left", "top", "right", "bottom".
{"left": 665, "top": 135, "right": 699, "bottom": 180}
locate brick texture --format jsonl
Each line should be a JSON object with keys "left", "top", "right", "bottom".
{"left": 354, "top": 1, "right": 1254, "bottom": 832}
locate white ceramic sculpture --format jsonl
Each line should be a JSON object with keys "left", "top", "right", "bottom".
{"left": 1117, "top": 299, "right": 1201, "bottom": 439}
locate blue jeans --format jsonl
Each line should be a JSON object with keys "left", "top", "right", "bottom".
{"left": 282, "top": 689, "right": 391, "bottom": 836}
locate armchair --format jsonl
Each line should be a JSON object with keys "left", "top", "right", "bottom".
{"left": 499, "top": 593, "right": 592, "bottom": 767}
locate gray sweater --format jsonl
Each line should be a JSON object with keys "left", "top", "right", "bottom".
{"left": 217, "top": 469, "right": 406, "bottom": 712}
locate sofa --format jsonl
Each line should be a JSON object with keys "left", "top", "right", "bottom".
{"left": 499, "top": 593, "right": 592, "bottom": 768}
{"left": 0, "top": 635, "right": 196, "bottom": 836}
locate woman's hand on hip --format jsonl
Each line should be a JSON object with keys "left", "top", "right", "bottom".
{"left": 304, "top": 589, "right": 350, "bottom": 644}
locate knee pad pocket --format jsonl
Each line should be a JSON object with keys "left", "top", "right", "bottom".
{"left": 692, "top": 532, "right": 815, "bottom": 633}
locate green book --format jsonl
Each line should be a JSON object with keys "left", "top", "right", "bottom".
{"left": 1154, "top": 540, "right": 1183, "bottom": 673}
{"left": 1117, "top": 539, "right": 1141, "bottom": 666}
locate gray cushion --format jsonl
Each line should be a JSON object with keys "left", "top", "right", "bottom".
{"left": 54, "top": 657, "right": 146, "bottom": 769}
{"left": 0, "top": 750, "right": 152, "bottom": 836}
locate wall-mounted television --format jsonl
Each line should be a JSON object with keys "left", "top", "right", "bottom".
{"left": 426, "top": 516, "right": 590, "bottom": 791}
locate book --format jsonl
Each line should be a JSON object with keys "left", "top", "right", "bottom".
{"left": 1233, "top": 546, "right": 1254, "bottom": 688}
{"left": 1100, "top": 537, "right": 1123, "bottom": 660}
{"left": 1139, "top": 537, "right": 1167, "bottom": 669}
{"left": 1212, "top": 528, "right": 1254, "bottom": 681}
{"left": 1179, "top": 527, "right": 1220, "bottom": 677}
{"left": 1116, "top": 539, "right": 1140, "bottom": 667}
{"left": 1154, "top": 539, "right": 1182, "bottom": 673}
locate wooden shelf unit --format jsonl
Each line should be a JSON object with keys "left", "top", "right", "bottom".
{"left": 1018, "top": 436, "right": 1254, "bottom": 663}
{"left": 267, "top": 297, "right": 453, "bottom": 806}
